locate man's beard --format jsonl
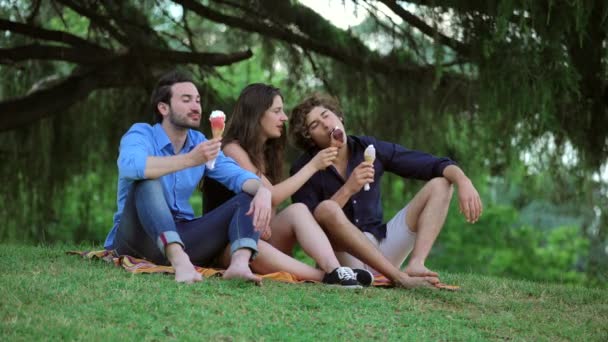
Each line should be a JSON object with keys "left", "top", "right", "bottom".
{"left": 168, "top": 110, "right": 199, "bottom": 129}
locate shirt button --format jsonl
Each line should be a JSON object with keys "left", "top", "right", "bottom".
{"left": 355, "top": 219, "right": 359, "bottom": 223}
{"left": 353, "top": 200, "right": 357, "bottom": 204}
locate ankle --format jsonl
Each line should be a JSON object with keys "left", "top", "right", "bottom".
{"left": 166, "top": 243, "right": 190, "bottom": 266}
{"left": 229, "top": 248, "right": 253, "bottom": 267}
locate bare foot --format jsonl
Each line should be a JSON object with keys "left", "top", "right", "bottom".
{"left": 223, "top": 264, "right": 262, "bottom": 285}
{"left": 166, "top": 243, "right": 203, "bottom": 284}
{"left": 404, "top": 263, "right": 439, "bottom": 278}
{"left": 393, "top": 272, "right": 439, "bottom": 289}
{"left": 174, "top": 262, "right": 203, "bottom": 284}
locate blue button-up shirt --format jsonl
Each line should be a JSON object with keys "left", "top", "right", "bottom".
{"left": 104, "top": 123, "right": 258, "bottom": 249}
{"left": 291, "top": 135, "right": 456, "bottom": 241}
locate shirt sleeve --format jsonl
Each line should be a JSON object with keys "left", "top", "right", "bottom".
{"left": 375, "top": 138, "right": 456, "bottom": 181}
{"left": 117, "top": 124, "right": 154, "bottom": 181}
{"left": 206, "top": 152, "right": 259, "bottom": 193}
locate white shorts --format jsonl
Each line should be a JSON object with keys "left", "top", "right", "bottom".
{"left": 335, "top": 205, "right": 416, "bottom": 272}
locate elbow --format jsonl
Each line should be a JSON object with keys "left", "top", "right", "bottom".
{"left": 118, "top": 157, "right": 145, "bottom": 180}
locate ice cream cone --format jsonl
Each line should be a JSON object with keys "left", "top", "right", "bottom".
{"left": 210, "top": 110, "right": 225, "bottom": 138}
{"left": 207, "top": 110, "right": 226, "bottom": 169}
{"left": 363, "top": 144, "right": 376, "bottom": 191}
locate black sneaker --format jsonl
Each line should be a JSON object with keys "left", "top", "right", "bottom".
{"left": 352, "top": 268, "right": 374, "bottom": 287}
{"left": 322, "top": 267, "right": 362, "bottom": 289}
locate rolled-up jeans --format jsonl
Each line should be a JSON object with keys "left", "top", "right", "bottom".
{"left": 114, "top": 179, "right": 259, "bottom": 266}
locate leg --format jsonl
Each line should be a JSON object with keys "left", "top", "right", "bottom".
{"left": 403, "top": 178, "right": 453, "bottom": 277}
{"left": 251, "top": 241, "right": 325, "bottom": 281}
{"left": 314, "top": 200, "right": 438, "bottom": 289}
{"left": 268, "top": 203, "right": 341, "bottom": 273}
{"left": 177, "top": 192, "right": 261, "bottom": 283}
{"left": 217, "top": 241, "right": 324, "bottom": 281}
{"left": 114, "top": 179, "right": 201, "bottom": 283}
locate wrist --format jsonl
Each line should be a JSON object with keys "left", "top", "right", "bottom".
{"left": 304, "top": 161, "right": 319, "bottom": 173}
{"left": 455, "top": 176, "right": 471, "bottom": 187}
{"left": 183, "top": 153, "right": 196, "bottom": 168}
{"left": 341, "top": 184, "right": 355, "bottom": 197}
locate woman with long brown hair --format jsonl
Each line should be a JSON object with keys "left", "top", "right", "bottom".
{"left": 203, "top": 83, "right": 372, "bottom": 287}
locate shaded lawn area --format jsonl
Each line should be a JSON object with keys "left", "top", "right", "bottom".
{"left": 1, "top": 244, "right": 607, "bottom": 341}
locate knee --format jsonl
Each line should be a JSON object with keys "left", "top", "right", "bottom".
{"left": 233, "top": 192, "right": 254, "bottom": 207}
{"left": 284, "top": 202, "right": 310, "bottom": 215}
{"left": 427, "top": 177, "right": 454, "bottom": 201}
{"left": 313, "top": 200, "right": 342, "bottom": 223}
{"left": 134, "top": 179, "right": 164, "bottom": 197}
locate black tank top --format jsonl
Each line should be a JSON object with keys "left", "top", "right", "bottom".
{"left": 201, "top": 176, "right": 237, "bottom": 214}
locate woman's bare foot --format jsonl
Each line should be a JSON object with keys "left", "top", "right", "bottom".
{"left": 223, "top": 249, "right": 262, "bottom": 285}
{"left": 223, "top": 264, "right": 262, "bottom": 284}
{"left": 393, "top": 272, "right": 439, "bottom": 289}
{"left": 166, "top": 243, "right": 203, "bottom": 284}
{"left": 404, "top": 262, "right": 439, "bottom": 278}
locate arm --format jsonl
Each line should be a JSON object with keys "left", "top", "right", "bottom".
{"left": 442, "top": 164, "right": 483, "bottom": 223}
{"left": 144, "top": 138, "right": 221, "bottom": 179}
{"left": 117, "top": 124, "right": 221, "bottom": 180}
{"left": 241, "top": 178, "right": 272, "bottom": 233}
{"left": 143, "top": 154, "right": 196, "bottom": 179}
{"left": 224, "top": 142, "right": 337, "bottom": 207}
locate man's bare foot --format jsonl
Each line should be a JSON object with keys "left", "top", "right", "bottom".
{"left": 223, "top": 264, "right": 262, "bottom": 285}
{"left": 404, "top": 263, "right": 439, "bottom": 278}
{"left": 166, "top": 243, "right": 203, "bottom": 284}
{"left": 393, "top": 272, "right": 439, "bottom": 289}
{"left": 174, "top": 262, "right": 203, "bottom": 284}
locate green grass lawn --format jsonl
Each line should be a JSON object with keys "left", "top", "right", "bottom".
{"left": 1, "top": 244, "right": 607, "bottom": 341}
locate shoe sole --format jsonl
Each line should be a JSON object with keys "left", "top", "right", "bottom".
{"left": 325, "top": 284, "right": 363, "bottom": 289}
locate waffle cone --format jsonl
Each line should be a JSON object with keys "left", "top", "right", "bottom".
{"left": 212, "top": 127, "right": 224, "bottom": 139}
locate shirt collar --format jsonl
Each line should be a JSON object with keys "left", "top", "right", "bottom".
{"left": 153, "top": 123, "right": 172, "bottom": 151}
{"left": 153, "top": 123, "right": 197, "bottom": 153}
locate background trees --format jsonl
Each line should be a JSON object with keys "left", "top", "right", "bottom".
{"left": 1, "top": 0, "right": 605, "bottom": 285}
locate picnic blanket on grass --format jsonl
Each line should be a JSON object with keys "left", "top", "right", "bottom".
{"left": 67, "top": 249, "right": 395, "bottom": 286}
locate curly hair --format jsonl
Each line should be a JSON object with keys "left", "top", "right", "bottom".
{"left": 288, "top": 93, "right": 345, "bottom": 151}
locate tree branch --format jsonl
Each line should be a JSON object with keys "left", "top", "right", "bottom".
{"left": 55, "top": 0, "right": 131, "bottom": 46}
{"left": 174, "top": 0, "right": 433, "bottom": 77}
{"left": 0, "top": 18, "right": 104, "bottom": 50}
{"left": 0, "top": 69, "right": 113, "bottom": 131}
{"left": 141, "top": 48, "right": 253, "bottom": 66}
{"left": 0, "top": 44, "right": 115, "bottom": 64}
{"left": 379, "top": 0, "right": 470, "bottom": 57}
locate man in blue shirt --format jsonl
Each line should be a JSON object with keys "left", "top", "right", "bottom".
{"left": 289, "top": 93, "right": 483, "bottom": 288}
{"left": 105, "top": 70, "right": 272, "bottom": 284}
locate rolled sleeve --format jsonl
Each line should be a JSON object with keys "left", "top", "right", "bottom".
{"left": 207, "top": 152, "right": 259, "bottom": 193}
{"left": 377, "top": 139, "right": 456, "bottom": 181}
{"left": 117, "top": 128, "right": 154, "bottom": 180}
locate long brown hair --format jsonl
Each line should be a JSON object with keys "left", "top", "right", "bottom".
{"left": 224, "top": 83, "right": 286, "bottom": 184}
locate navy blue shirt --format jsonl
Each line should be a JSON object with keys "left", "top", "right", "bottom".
{"left": 290, "top": 135, "right": 456, "bottom": 241}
